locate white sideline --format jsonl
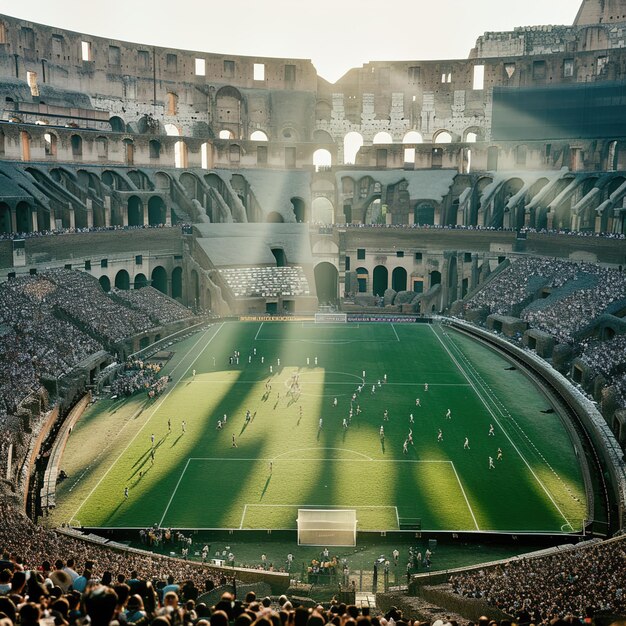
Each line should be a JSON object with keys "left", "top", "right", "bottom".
{"left": 429, "top": 324, "right": 573, "bottom": 529}
{"left": 69, "top": 323, "right": 224, "bottom": 525}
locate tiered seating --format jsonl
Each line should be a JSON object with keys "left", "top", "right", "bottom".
{"left": 113, "top": 287, "right": 192, "bottom": 325}
{"left": 219, "top": 266, "right": 310, "bottom": 298}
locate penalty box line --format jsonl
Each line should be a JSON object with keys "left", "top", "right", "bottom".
{"left": 239, "top": 503, "right": 400, "bottom": 530}
{"left": 161, "top": 458, "right": 465, "bottom": 531}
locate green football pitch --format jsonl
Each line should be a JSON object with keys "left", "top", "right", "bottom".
{"left": 54, "top": 321, "right": 588, "bottom": 534}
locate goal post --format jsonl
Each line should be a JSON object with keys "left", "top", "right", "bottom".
{"left": 297, "top": 508, "right": 357, "bottom": 546}
{"left": 315, "top": 312, "right": 347, "bottom": 323}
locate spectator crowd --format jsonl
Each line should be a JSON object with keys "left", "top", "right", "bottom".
{"left": 449, "top": 536, "right": 626, "bottom": 621}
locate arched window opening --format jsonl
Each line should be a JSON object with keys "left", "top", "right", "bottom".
{"left": 415, "top": 202, "right": 435, "bottom": 226}
{"left": 134, "top": 273, "right": 148, "bottom": 289}
{"left": 99, "top": 275, "right": 111, "bottom": 292}
{"left": 44, "top": 133, "right": 57, "bottom": 158}
{"left": 392, "top": 266, "right": 407, "bottom": 292}
{"left": 311, "top": 197, "right": 334, "bottom": 224}
{"left": 149, "top": 140, "right": 161, "bottom": 159}
{"left": 435, "top": 131, "right": 452, "bottom": 144}
{"left": 250, "top": 130, "right": 268, "bottom": 141}
{"left": 152, "top": 266, "right": 167, "bottom": 294}
{"left": 115, "top": 270, "right": 130, "bottom": 290}
{"left": 171, "top": 267, "right": 183, "bottom": 300}
{"left": 314, "top": 262, "right": 339, "bottom": 304}
{"left": 16, "top": 202, "right": 31, "bottom": 232}
{"left": 0, "top": 202, "right": 12, "bottom": 234}
{"left": 373, "top": 265, "right": 388, "bottom": 297}
{"left": 356, "top": 267, "right": 369, "bottom": 293}
{"left": 343, "top": 132, "right": 363, "bottom": 165}
{"left": 175, "top": 141, "right": 188, "bottom": 168}
{"left": 123, "top": 139, "right": 134, "bottom": 165}
{"left": 109, "top": 116, "right": 125, "bottom": 132}
{"left": 313, "top": 148, "right": 332, "bottom": 171}
{"left": 71, "top": 134, "right": 82, "bottom": 157}
{"left": 21, "top": 131, "right": 30, "bottom": 161}
{"left": 148, "top": 196, "right": 166, "bottom": 225}
{"left": 403, "top": 131, "right": 423, "bottom": 144}
{"left": 128, "top": 196, "right": 143, "bottom": 226}
{"left": 219, "top": 129, "right": 234, "bottom": 140}
{"left": 373, "top": 131, "right": 393, "bottom": 145}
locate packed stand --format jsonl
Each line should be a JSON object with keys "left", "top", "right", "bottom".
{"left": 110, "top": 360, "right": 168, "bottom": 398}
{"left": 219, "top": 267, "right": 310, "bottom": 298}
{"left": 465, "top": 258, "right": 579, "bottom": 316}
{"left": 112, "top": 288, "right": 193, "bottom": 326}
{"left": 465, "top": 258, "right": 626, "bottom": 344}
{"left": 579, "top": 335, "right": 626, "bottom": 379}
{"left": 42, "top": 269, "right": 154, "bottom": 346}
{"left": 0, "top": 275, "right": 103, "bottom": 417}
{"left": 0, "top": 502, "right": 223, "bottom": 600}
{"left": 448, "top": 535, "right": 626, "bottom": 621}
{"left": 520, "top": 264, "right": 626, "bottom": 343}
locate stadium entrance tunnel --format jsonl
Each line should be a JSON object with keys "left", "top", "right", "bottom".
{"left": 314, "top": 262, "right": 338, "bottom": 304}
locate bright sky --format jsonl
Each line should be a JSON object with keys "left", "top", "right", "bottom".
{"left": 0, "top": 0, "right": 581, "bottom": 83}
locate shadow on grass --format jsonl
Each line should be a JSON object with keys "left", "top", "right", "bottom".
{"left": 169, "top": 433, "right": 184, "bottom": 448}
{"left": 260, "top": 475, "right": 271, "bottom": 499}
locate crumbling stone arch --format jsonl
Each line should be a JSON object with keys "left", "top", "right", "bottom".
{"left": 109, "top": 116, "right": 125, "bottom": 132}
{"left": 216, "top": 85, "right": 244, "bottom": 139}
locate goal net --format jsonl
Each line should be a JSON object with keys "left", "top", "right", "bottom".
{"left": 297, "top": 509, "right": 357, "bottom": 546}
{"left": 315, "top": 312, "right": 347, "bottom": 323}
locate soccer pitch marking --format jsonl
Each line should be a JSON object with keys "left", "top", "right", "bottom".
{"left": 238, "top": 504, "right": 400, "bottom": 531}
{"left": 450, "top": 461, "right": 479, "bottom": 530}
{"left": 440, "top": 328, "right": 582, "bottom": 511}
{"left": 159, "top": 457, "right": 479, "bottom": 531}
{"left": 253, "top": 322, "right": 400, "bottom": 344}
{"left": 429, "top": 324, "right": 573, "bottom": 529}
{"left": 272, "top": 447, "right": 373, "bottom": 461}
{"left": 70, "top": 323, "right": 225, "bottom": 526}
{"left": 254, "top": 322, "right": 264, "bottom": 341}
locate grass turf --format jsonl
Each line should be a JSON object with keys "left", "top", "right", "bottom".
{"left": 52, "top": 321, "right": 587, "bottom": 534}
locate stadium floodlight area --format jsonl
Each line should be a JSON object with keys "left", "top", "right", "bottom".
{"left": 297, "top": 508, "right": 357, "bottom": 546}
{"left": 315, "top": 312, "right": 347, "bottom": 323}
